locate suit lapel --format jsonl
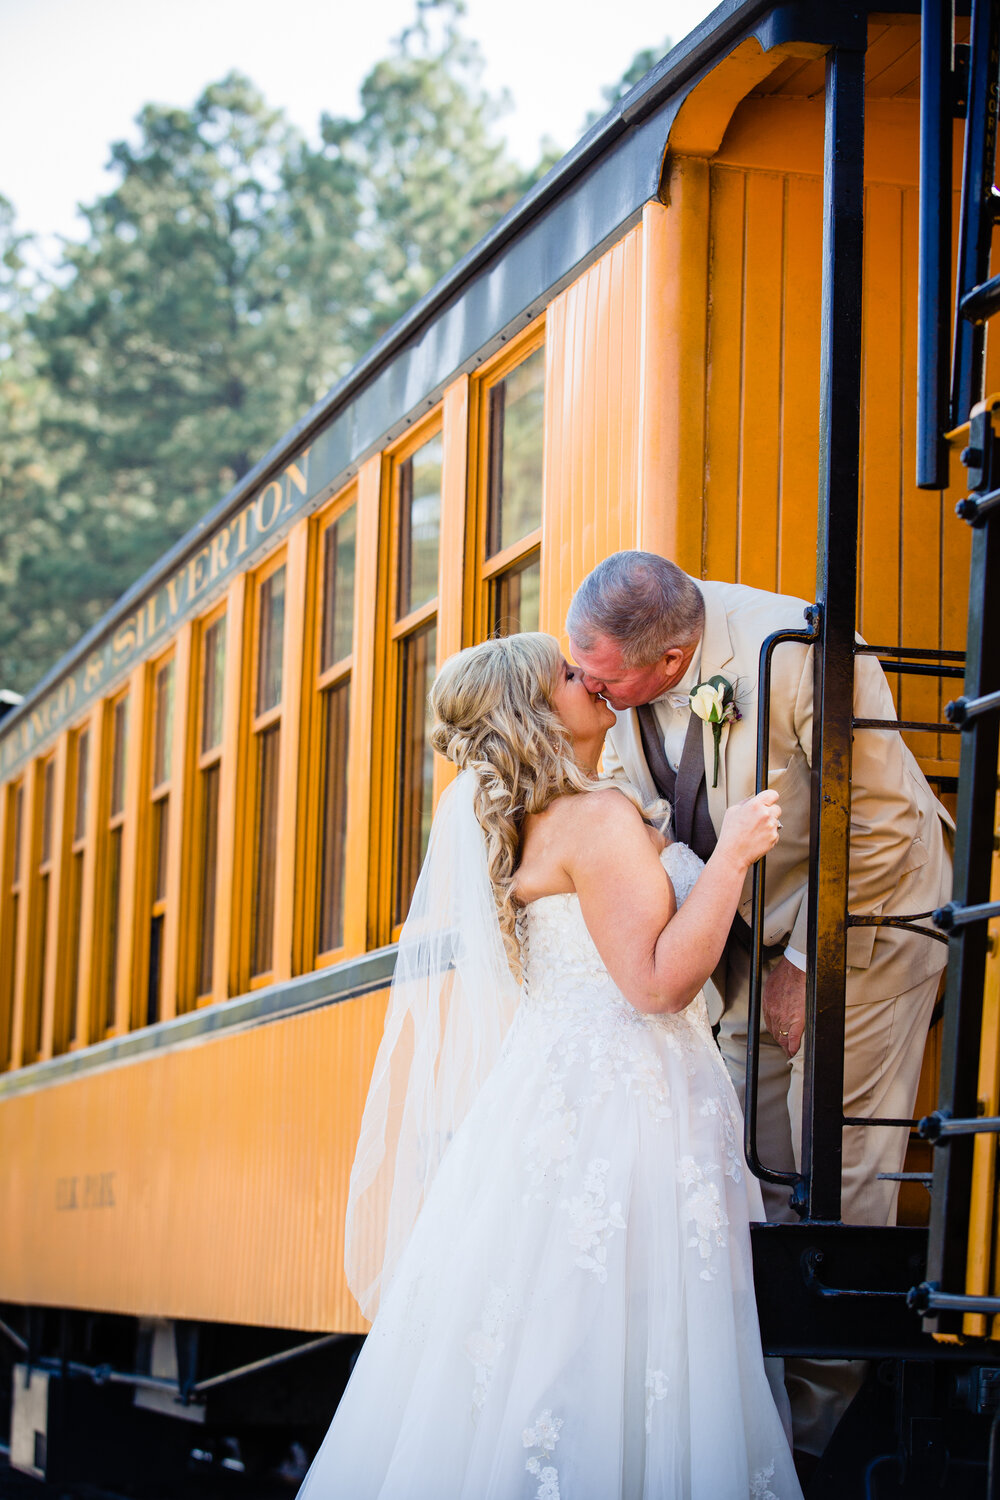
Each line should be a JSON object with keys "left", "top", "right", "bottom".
{"left": 693, "top": 581, "right": 736, "bottom": 834}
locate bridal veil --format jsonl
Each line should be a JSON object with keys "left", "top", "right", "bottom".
{"left": 344, "top": 769, "right": 520, "bottom": 1318}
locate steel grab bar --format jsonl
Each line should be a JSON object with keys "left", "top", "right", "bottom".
{"left": 744, "top": 612, "right": 819, "bottom": 1199}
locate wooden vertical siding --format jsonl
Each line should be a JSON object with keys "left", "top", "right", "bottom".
{"left": 0, "top": 990, "right": 388, "bottom": 1332}
{"left": 540, "top": 224, "right": 643, "bottom": 647}
{"left": 965, "top": 810, "right": 1000, "bottom": 1335}
{"left": 698, "top": 95, "right": 988, "bottom": 782}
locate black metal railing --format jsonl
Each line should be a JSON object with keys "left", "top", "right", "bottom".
{"left": 747, "top": 7, "right": 998, "bottom": 1257}
{"left": 910, "top": 0, "right": 1000, "bottom": 1336}
{"left": 744, "top": 39, "right": 867, "bottom": 1226}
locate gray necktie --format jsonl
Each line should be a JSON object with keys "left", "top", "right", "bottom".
{"left": 635, "top": 704, "right": 717, "bottom": 862}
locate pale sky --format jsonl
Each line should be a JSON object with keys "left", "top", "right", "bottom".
{"left": 0, "top": 0, "right": 717, "bottom": 257}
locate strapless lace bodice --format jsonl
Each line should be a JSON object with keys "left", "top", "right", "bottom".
{"left": 517, "top": 841, "right": 713, "bottom": 1046}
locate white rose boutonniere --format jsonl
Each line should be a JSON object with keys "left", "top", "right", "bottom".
{"left": 688, "top": 675, "right": 742, "bottom": 788}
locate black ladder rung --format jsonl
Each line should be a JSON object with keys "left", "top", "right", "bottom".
{"left": 919, "top": 1111, "right": 1000, "bottom": 1142}
{"left": 933, "top": 899, "right": 1000, "bottom": 931}
{"left": 852, "top": 717, "right": 960, "bottom": 733}
{"left": 908, "top": 1283, "right": 1000, "bottom": 1317}
{"left": 842, "top": 1115, "right": 919, "bottom": 1128}
{"left": 960, "top": 270, "right": 1000, "bottom": 325}
{"left": 956, "top": 487, "right": 1000, "bottom": 525}
{"left": 855, "top": 643, "right": 965, "bottom": 679}
{"left": 877, "top": 1172, "right": 933, "bottom": 1183}
{"left": 877, "top": 660, "right": 965, "bottom": 679}
{"left": 947, "top": 688, "right": 1000, "bottom": 726}
{"left": 855, "top": 645, "right": 966, "bottom": 661}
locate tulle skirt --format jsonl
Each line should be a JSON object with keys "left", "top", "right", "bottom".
{"left": 297, "top": 980, "right": 801, "bottom": 1500}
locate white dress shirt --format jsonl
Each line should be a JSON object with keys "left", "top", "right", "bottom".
{"left": 649, "top": 645, "right": 703, "bottom": 772}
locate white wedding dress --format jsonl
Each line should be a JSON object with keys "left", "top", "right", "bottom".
{"left": 298, "top": 844, "right": 802, "bottom": 1499}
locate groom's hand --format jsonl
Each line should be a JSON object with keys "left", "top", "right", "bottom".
{"left": 763, "top": 958, "right": 806, "bottom": 1058}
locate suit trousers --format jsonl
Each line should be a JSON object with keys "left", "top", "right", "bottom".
{"left": 716, "top": 942, "right": 942, "bottom": 1455}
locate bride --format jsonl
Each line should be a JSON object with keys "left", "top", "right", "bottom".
{"left": 298, "top": 633, "right": 801, "bottom": 1499}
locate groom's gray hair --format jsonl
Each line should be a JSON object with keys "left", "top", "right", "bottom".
{"left": 566, "top": 551, "right": 705, "bottom": 667}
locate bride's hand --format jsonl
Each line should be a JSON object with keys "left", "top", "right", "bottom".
{"left": 717, "top": 791, "right": 781, "bottom": 870}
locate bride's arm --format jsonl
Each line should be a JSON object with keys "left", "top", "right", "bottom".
{"left": 564, "top": 788, "right": 780, "bottom": 1015}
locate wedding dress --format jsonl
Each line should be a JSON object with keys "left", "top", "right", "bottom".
{"left": 298, "top": 840, "right": 802, "bottom": 1499}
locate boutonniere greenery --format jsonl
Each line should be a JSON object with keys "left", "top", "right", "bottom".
{"left": 688, "top": 675, "right": 742, "bottom": 787}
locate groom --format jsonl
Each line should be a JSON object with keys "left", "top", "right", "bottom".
{"left": 567, "top": 551, "right": 952, "bottom": 1451}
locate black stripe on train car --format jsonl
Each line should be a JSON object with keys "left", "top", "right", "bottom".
{"left": 0, "top": 946, "right": 399, "bottom": 1100}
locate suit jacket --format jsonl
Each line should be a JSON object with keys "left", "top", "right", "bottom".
{"left": 602, "top": 579, "right": 953, "bottom": 1006}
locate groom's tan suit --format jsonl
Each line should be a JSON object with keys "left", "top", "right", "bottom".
{"left": 602, "top": 577, "right": 952, "bottom": 1452}
{"left": 602, "top": 578, "right": 952, "bottom": 1216}
{"left": 602, "top": 573, "right": 953, "bottom": 1452}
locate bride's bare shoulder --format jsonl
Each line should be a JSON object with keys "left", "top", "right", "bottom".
{"left": 516, "top": 788, "right": 644, "bottom": 903}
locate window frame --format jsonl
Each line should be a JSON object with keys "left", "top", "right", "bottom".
{"left": 0, "top": 778, "right": 24, "bottom": 1071}
{"left": 472, "top": 321, "right": 546, "bottom": 641}
{"left": 306, "top": 483, "right": 359, "bottom": 971}
{"left": 60, "top": 719, "right": 92, "bottom": 1053}
{"left": 244, "top": 545, "right": 290, "bottom": 991}
{"left": 98, "top": 685, "right": 131, "bottom": 1039}
{"left": 187, "top": 599, "right": 229, "bottom": 1009}
{"left": 134, "top": 646, "right": 176, "bottom": 1030}
{"left": 378, "top": 408, "right": 445, "bottom": 944}
{"left": 22, "top": 751, "right": 57, "bottom": 1064}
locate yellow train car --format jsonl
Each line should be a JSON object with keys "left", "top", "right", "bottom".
{"left": 1, "top": 1, "right": 999, "bottom": 1491}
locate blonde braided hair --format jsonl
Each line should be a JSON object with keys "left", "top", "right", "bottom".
{"left": 430, "top": 633, "right": 599, "bottom": 980}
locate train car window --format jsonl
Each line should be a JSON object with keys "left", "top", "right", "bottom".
{"left": 24, "top": 756, "right": 56, "bottom": 1061}
{"left": 390, "top": 427, "right": 443, "bottom": 930}
{"left": 321, "top": 507, "right": 356, "bottom": 671}
{"left": 316, "top": 501, "right": 356, "bottom": 960}
{"left": 256, "top": 567, "right": 286, "bottom": 717}
{"left": 394, "top": 619, "right": 437, "bottom": 927}
{"left": 0, "top": 780, "right": 23, "bottom": 1069}
{"left": 480, "top": 336, "right": 545, "bottom": 638}
{"left": 250, "top": 560, "right": 287, "bottom": 981}
{"left": 491, "top": 556, "right": 541, "bottom": 639}
{"left": 486, "top": 343, "right": 545, "bottom": 559}
{"left": 195, "top": 610, "right": 226, "bottom": 1002}
{"left": 143, "top": 655, "right": 174, "bottom": 1027}
{"left": 396, "top": 436, "right": 442, "bottom": 620}
{"left": 101, "top": 690, "right": 129, "bottom": 1035}
{"left": 63, "top": 725, "right": 89, "bottom": 1050}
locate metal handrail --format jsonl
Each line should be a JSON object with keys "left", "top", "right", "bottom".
{"left": 744, "top": 617, "right": 818, "bottom": 1193}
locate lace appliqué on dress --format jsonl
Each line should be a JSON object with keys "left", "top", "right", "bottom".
{"left": 644, "top": 1367, "right": 669, "bottom": 1435}
{"left": 561, "top": 1157, "right": 626, "bottom": 1282}
{"left": 678, "top": 1154, "right": 730, "bottom": 1280}
{"left": 465, "top": 1282, "right": 521, "bottom": 1413}
{"left": 699, "top": 1094, "right": 744, "bottom": 1185}
{"left": 523, "top": 1409, "right": 563, "bottom": 1499}
{"left": 750, "top": 1460, "right": 779, "bottom": 1499}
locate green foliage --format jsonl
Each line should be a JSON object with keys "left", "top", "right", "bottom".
{"left": 327, "top": 0, "right": 540, "bottom": 341}
{"left": 0, "top": 2, "right": 657, "bottom": 697}
{"left": 0, "top": 195, "right": 72, "bottom": 692}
